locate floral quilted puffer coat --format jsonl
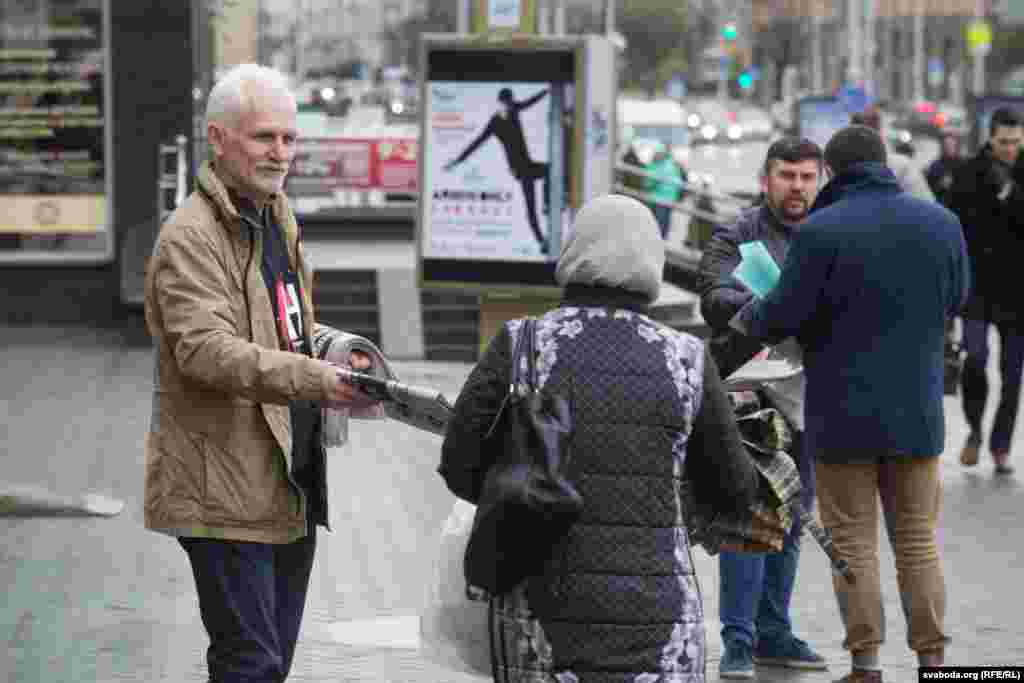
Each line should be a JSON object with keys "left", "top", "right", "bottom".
{"left": 440, "top": 285, "right": 759, "bottom": 683}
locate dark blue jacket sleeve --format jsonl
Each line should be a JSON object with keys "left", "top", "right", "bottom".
{"left": 738, "top": 223, "right": 834, "bottom": 345}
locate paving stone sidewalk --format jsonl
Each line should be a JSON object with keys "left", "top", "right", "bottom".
{"left": 2, "top": 325, "right": 1022, "bottom": 682}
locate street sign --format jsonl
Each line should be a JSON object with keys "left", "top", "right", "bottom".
{"left": 928, "top": 57, "right": 945, "bottom": 88}
{"left": 966, "top": 20, "right": 993, "bottom": 56}
{"left": 994, "top": 0, "right": 1024, "bottom": 25}
{"left": 665, "top": 74, "right": 687, "bottom": 100}
{"left": 837, "top": 85, "right": 870, "bottom": 115}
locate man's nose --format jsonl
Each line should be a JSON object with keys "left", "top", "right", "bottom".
{"left": 269, "top": 137, "right": 291, "bottom": 161}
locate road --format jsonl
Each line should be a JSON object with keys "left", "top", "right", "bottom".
{"left": 2, "top": 322, "right": 1022, "bottom": 682}
{"left": 683, "top": 135, "right": 941, "bottom": 199}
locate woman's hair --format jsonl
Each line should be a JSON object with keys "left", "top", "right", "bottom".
{"left": 205, "top": 63, "right": 293, "bottom": 129}
{"left": 824, "top": 125, "right": 887, "bottom": 176}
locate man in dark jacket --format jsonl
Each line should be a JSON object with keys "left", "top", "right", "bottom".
{"left": 925, "top": 129, "right": 965, "bottom": 208}
{"left": 948, "top": 107, "right": 1024, "bottom": 476}
{"left": 698, "top": 136, "right": 827, "bottom": 678}
{"left": 734, "top": 125, "right": 970, "bottom": 683}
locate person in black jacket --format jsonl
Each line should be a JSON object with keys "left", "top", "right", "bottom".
{"left": 925, "top": 129, "right": 965, "bottom": 208}
{"left": 697, "top": 136, "right": 827, "bottom": 678}
{"left": 948, "top": 106, "right": 1024, "bottom": 476}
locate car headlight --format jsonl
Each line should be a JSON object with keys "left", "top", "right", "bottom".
{"left": 687, "top": 114, "right": 701, "bottom": 128}
{"left": 320, "top": 87, "right": 336, "bottom": 102}
{"left": 727, "top": 124, "right": 743, "bottom": 140}
{"left": 701, "top": 124, "right": 718, "bottom": 140}
{"left": 391, "top": 101, "right": 405, "bottom": 115}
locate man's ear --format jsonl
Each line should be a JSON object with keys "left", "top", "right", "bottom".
{"left": 208, "top": 122, "right": 227, "bottom": 158}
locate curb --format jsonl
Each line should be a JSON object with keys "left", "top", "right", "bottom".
{"left": 0, "top": 481, "right": 125, "bottom": 517}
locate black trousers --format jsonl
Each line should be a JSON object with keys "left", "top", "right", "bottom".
{"left": 515, "top": 161, "right": 550, "bottom": 251}
{"left": 961, "top": 317, "right": 1024, "bottom": 453}
{"left": 179, "top": 529, "right": 317, "bottom": 682}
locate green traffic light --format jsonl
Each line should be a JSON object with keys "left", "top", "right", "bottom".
{"left": 738, "top": 72, "right": 753, "bottom": 89}
{"left": 722, "top": 23, "right": 737, "bottom": 41}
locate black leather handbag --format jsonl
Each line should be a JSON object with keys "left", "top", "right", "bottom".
{"left": 463, "top": 318, "right": 583, "bottom": 596}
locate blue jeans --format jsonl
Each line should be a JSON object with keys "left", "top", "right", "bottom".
{"left": 179, "top": 530, "right": 317, "bottom": 682}
{"left": 961, "top": 318, "right": 1024, "bottom": 453}
{"left": 652, "top": 204, "right": 672, "bottom": 240}
{"left": 720, "top": 431, "right": 814, "bottom": 648}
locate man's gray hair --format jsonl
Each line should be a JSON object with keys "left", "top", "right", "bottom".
{"left": 205, "top": 63, "right": 294, "bottom": 129}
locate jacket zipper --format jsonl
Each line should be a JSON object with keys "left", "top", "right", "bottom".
{"left": 242, "top": 212, "right": 310, "bottom": 532}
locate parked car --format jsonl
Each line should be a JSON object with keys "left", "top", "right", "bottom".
{"left": 618, "top": 97, "right": 692, "bottom": 158}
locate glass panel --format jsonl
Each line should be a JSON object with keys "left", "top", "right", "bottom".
{"left": 0, "top": 0, "right": 110, "bottom": 262}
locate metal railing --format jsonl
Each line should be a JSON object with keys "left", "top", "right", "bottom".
{"left": 157, "top": 134, "right": 188, "bottom": 224}
{"left": 615, "top": 160, "right": 755, "bottom": 209}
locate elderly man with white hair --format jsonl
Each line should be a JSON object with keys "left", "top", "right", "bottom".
{"left": 143, "top": 64, "right": 374, "bottom": 681}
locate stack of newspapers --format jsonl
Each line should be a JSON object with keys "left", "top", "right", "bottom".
{"left": 312, "top": 326, "right": 455, "bottom": 443}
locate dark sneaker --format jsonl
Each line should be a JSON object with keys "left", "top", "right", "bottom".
{"left": 960, "top": 433, "right": 981, "bottom": 467}
{"left": 754, "top": 636, "right": 828, "bottom": 670}
{"left": 719, "top": 640, "right": 754, "bottom": 679}
{"left": 834, "top": 669, "right": 883, "bottom": 683}
{"left": 993, "top": 450, "right": 1015, "bottom": 476}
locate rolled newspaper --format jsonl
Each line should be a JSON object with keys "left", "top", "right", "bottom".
{"left": 312, "top": 325, "right": 455, "bottom": 440}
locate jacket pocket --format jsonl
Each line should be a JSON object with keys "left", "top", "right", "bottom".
{"left": 199, "top": 428, "right": 298, "bottom": 527}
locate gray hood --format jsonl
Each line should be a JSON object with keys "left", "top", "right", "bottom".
{"left": 555, "top": 194, "right": 664, "bottom": 302}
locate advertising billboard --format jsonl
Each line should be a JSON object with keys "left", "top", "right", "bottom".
{"left": 417, "top": 35, "right": 616, "bottom": 296}
{"left": 795, "top": 96, "right": 850, "bottom": 150}
{"left": 0, "top": 0, "right": 111, "bottom": 263}
{"left": 472, "top": 0, "right": 537, "bottom": 34}
{"left": 425, "top": 80, "right": 567, "bottom": 263}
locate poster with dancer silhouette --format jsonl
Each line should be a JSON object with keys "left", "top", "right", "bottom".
{"left": 424, "top": 80, "right": 569, "bottom": 263}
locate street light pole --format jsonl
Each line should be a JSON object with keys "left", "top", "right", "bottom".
{"left": 603, "top": 0, "right": 616, "bottom": 36}
{"left": 553, "top": 0, "right": 566, "bottom": 36}
{"left": 811, "top": 4, "right": 823, "bottom": 93}
{"left": 865, "top": 0, "right": 877, "bottom": 96}
{"left": 456, "top": 0, "right": 470, "bottom": 34}
{"left": 847, "top": 0, "right": 863, "bottom": 85}
{"left": 912, "top": 0, "right": 925, "bottom": 102}
{"left": 974, "top": 0, "right": 987, "bottom": 95}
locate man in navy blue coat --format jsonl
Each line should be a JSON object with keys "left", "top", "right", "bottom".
{"left": 733, "top": 125, "right": 970, "bottom": 683}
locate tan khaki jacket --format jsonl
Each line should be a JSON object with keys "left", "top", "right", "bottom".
{"left": 143, "top": 162, "right": 335, "bottom": 544}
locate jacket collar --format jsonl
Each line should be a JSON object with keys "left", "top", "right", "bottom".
{"left": 560, "top": 283, "right": 650, "bottom": 313}
{"left": 758, "top": 202, "right": 798, "bottom": 236}
{"left": 977, "top": 142, "right": 1024, "bottom": 174}
{"left": 811, "top": 161, "right": 901, "bottom": 213}
{"left": 197, "top": 161, "right": 296, "bottom": 239}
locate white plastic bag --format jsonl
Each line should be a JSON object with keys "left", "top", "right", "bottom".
{"left": 419, "top": 499, "right": 491, "bottom": 677}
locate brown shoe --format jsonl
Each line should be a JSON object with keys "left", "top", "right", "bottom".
{"left": 960, "top": 435, "right": 981, "bottom": 466}
{"left": 834, "top": 669, "right": 883, "bottom": 683}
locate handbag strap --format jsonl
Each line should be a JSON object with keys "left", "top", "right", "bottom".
{"left": 484, "top": 317, "right": 536, "bottom": 440}
{"left": 511, "top": 317, "right": 536, "bottom": 393}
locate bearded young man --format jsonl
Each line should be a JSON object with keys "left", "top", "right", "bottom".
{"left": 697, "top": 137, "right": 828, "bottom": 679}
{"left": 732, "top": 125, "right": 969, "bottom": 683}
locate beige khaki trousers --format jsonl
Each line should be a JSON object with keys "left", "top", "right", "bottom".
{"left": 815, "top": 457, "right": 950, "bottom": 659}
